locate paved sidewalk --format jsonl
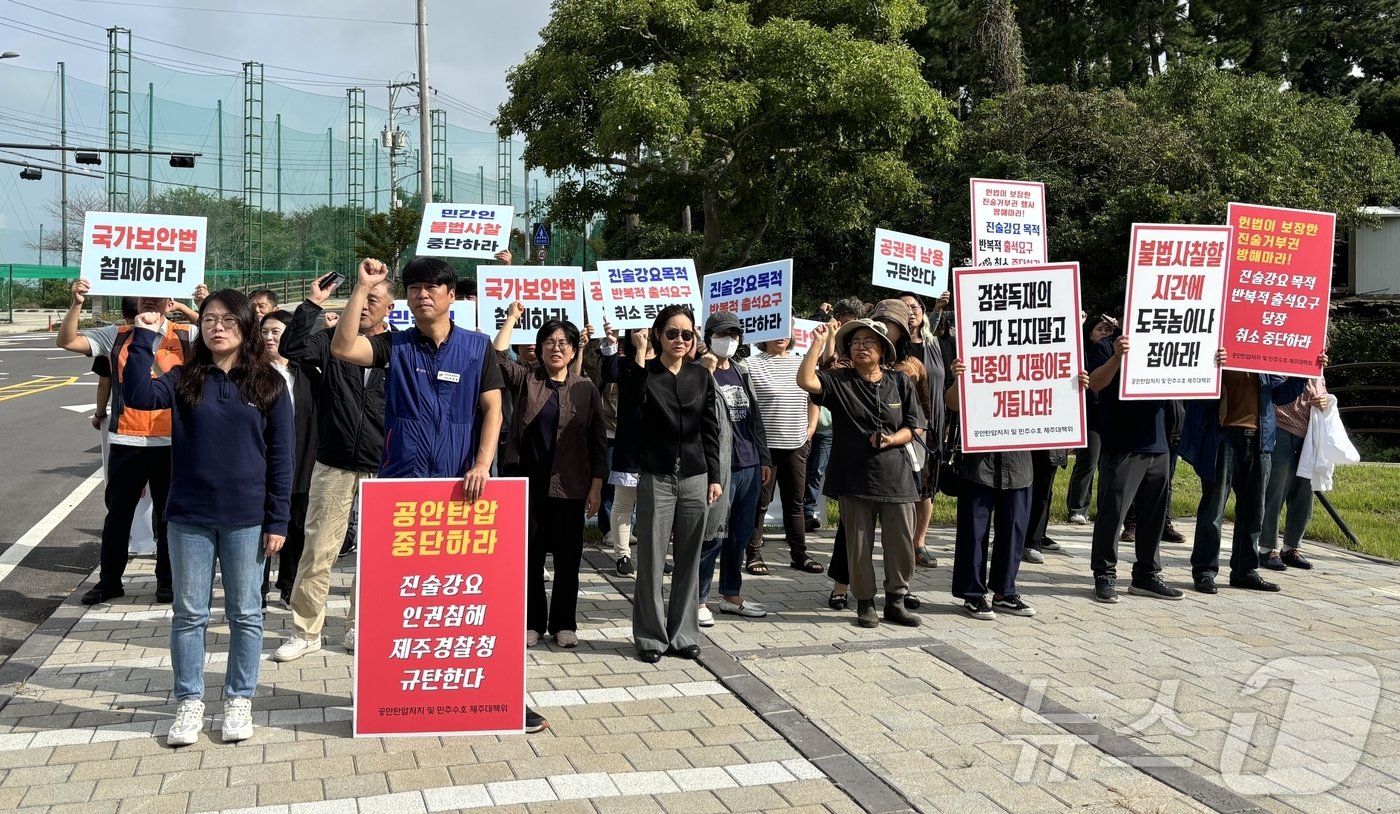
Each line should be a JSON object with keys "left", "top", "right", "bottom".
{"left": 0, "top": 518, "right": 1397, "bottom": 814}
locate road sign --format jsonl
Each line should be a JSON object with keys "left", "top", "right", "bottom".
{"left": 534, "top": 246, "right": 548, "bottom": 263}
{"left": 531, "top": 223, "right": 551, "bottom": 247}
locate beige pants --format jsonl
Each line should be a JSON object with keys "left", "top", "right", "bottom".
{"left": 838, "top": 497, "right": 915, "bottom": 602}
{"left": 290, "top": 462, "right": 372, "bottom": 639}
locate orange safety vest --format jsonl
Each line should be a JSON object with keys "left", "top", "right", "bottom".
{"left": 110, "top": 322, "right": 194, "bottom": 438}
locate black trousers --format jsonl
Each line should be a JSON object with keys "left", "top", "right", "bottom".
{"left": 1025, "top": 454, "right": 1058, "bottom": 547}
{"left": 101, "top": 444, "right": 171, "bottom": 592}
{"left": 262, "top": 491, "right": 309, "bottom": 595}
{"left": 528, "top": 490, "right": 586, "bottom": 636}
{"left": 749, "top": 442, "right": 811, "bottom": 565}
{"left": 1090, "top": 451, "right": 1170, "bottom": 578}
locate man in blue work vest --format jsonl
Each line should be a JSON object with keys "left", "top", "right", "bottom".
{"left": 332, "top": 253, "right": 548, "bottom": 733}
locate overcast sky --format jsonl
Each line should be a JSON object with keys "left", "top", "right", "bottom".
{"left": 0, "top": 0, "right": 553, "bottom": 262}
{"left": 3, "top": 0, "right": 551, "bottom": 118}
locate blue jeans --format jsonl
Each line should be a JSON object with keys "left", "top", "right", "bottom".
{"left": 803, "top": 430, "right": 832, "bottom": 519}
{"left": 168, "top": 522, "right": 265, "bottom": 701}
{"left": 1261, "top": 429, "right": 1312, "bottom": 553}
{"left": 700, "top": 465, "right": 761, "bottom": 601}
{"left": 1190, "top": 428, "right": 1268, "bottom": 579}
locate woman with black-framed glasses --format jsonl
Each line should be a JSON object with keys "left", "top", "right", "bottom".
{"left": 625, "top": 305, "right": 723, "bottom": 663}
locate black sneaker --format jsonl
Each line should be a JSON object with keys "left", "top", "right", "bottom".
{"left": 1193, "top": 574, "right": 1218, "bottom": 594}
{"left": 1128, "top": 575, "right": 1185, "bottom": 600}
{"left": 338, "top": 536, "right": 357, "bottom": 560}
{"left": 804, "top": 516, "right": 820, "bottom": 533}
{"left": 81, "top": 586, "right": 124, "bottom": 605}
{"left": 1229, "top": 571, "right": 1281, "bottom": 592}
{"left": 992, "top": 594, "right": 1036, "bottom": 617}
{"left": 1038, "top": 537, "right": 1061, "bottom": 551}
{"left": 663, "top": 560, "right": 674, "bottom": 576}
{"left": 524, "top": 707, "right": 549, "bottom": 734}
{"left": 155, "top": 585, "right": 174, "bottom": 604}
{"left": 962, "top": 597, "right": 996, "bottom": 620}
{"left": 1094, "top": 576, "right": 1119, "bottom": 604}
{"left": 615, "top": 556, "right": 634, "bottom": 577}
{"left": 1280, "top": 549, "right": 1313, "bottom": 570}
{"left": 279, "top": 588, "right": 292, "bottom": 608}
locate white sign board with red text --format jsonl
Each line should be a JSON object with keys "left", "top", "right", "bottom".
{"left": 414, "top": 203, "right": 514, "bottom": 260}
{"left": 871, "top": 228, "right": 950, "bottom": 298}
{"left": 478, "top": 266, "right": 584, "bottom": 333}
{"left": 954, "top": 263, "right": 1085, "bottom": 452}
{"left": 969, "top": 178, "right": 1048, "bottom": 267}
{"left": 83, "top": 212, "right": 207, "bottom": 298}
{"left": 1120, "top": 224, "right": 1230, "bottom": 399}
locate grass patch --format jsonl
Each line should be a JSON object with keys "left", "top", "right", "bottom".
{"left": 824, "top": 457, "right": 1400, "bottom": 562}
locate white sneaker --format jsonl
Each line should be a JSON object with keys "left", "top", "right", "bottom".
{"left": 697, "top": 605, "right": 714, "bottom": 627}
{"left": 166, "top": 698, "right": 205, "bottom": 746}
{"left": 221, "top": 697, "right": 253, "bottom": 742}
{"left": 1069, "top": 513, "right": 1089, "bottom": 525}
{"left": 273, "top": 636, "right": 321, "bottom": 662}
{"left": 342, "top": 627, "right": 356, "bottom": 653}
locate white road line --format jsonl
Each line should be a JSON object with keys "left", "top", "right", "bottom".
{"left": 205, "top": 759, "right": 822, "bottom": 813}
{"left": 61, "top": 404, "right": 95, "bottom": 413}
{"left": 0, "top": 467, "right": 104, "bottom": 582}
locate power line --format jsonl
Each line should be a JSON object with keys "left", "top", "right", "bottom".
{"left": 66, "top": 0, "right": 414, "bottom": 26}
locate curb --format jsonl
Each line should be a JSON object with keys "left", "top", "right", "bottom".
{"left": 0, "top": 566, "right": 97, "bottom": 714}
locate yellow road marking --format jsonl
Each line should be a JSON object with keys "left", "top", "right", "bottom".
{"left": 0, "top": 375, "right": 79, "bottom": 402}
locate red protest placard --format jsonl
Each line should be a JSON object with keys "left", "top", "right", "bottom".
{"left": 354, "top": 478, "right": 528, "bottom": 737}
{"left": 1222, "top": 203, "right": 1335, "bottom": 377}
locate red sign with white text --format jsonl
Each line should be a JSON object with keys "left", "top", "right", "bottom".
{"left": 1221, "top": 203, "right": 1334, "bottom": 377}
{"left": 353, "top": 478, "right": 528, "bottom": 737}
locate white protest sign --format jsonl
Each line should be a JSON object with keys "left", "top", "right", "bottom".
{"left": 596, "top": 259, "right": 702, "bottom": 331}
{"left": 702, "top": 259, "right": 792, "bottom": 344}
{"left": 969, "top": 178, "right": 1048, "bottom": 267}
{"left": 82, "top": 212, "right": 207, "bottom": 298}
{"left": 954, "top": 263, "right": 1085, "bottom": 452}
{"left": 414, "top": 203, "right": 515, "bottom": 260}
{"left": 1120, "top": 224, "right": 1230, "bottom": 400}
{"left": 386, "top": 300, "right": 479, "bottom": 332}
{"left": 871, "top": 228, "right": 950, "bottom": 298}
{"left": 581, "top": 270, "right": 605, "bottom": 326}
{"left": 478, "top": 266, "right": 584, "bottom": 333}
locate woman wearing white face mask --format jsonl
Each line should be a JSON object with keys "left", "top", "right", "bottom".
{"left": 696, "top": 311, "right": 772, "bottom": 625}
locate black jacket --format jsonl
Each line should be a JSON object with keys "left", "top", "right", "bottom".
{"left": 284, "top": 362, "right": 319, "bottom": 493}
{"left": 279, "top": 301, "right": 387, "bottom": 473}
{"left": 623, "top": 357, "right": 723, "bottom": 485}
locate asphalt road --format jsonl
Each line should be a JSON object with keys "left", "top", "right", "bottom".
{"left": 0, "top": 331, "right": 110, "bottom": 669}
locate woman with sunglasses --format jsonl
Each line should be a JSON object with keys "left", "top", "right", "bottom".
{"left": 494, "top": 302, "right": 607, "bottom": 650}
{"left": 122, "top": 289, "right": 292, "bottom": 746}
{"left": 626, "top": 305, "right": 722, "bottom": 662}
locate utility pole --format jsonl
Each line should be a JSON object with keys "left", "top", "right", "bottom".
{"left": 59, "top": 61, "right": 68, "bottom": 266}
{"left": 146, "top": 82, "right": 153, "bottom": 202}
{"left": 385, "top": 81, "right": 417, "bottom": 210}
{"left": 216, "top": 99, "right": 223, "bottom": 198}
{"left": 38, "top": 224, "right": 43, "bottom": 264}
{"left": 327, "top": 127, "right": 333, "bottom": 208}
{"left": 275, "top": 114, "right": 282, "bottom": 214}
{"left": 416, "top": 0, "right": 432, "bottom": 208}
{"left": 478, "top": 165, "right": 484, "bottom": 203}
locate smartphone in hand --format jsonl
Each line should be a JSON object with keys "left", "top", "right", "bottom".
{"left": 318, "top": 271, "right": 346, "bottom": 291}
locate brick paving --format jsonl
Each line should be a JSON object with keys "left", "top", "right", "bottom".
{"left": 0, "top": 517, "right": 1396, "bottom": 813}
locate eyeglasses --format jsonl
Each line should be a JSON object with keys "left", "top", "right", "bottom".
{"left": 848, "top": 338, "right": 882, "bottom": 349}
{"left": 663, "top": 329, "right": 695, "bottom": 342}
{"left": 541, "top": 340, "right": 572, "bottom": 350}
{"left": 905, "top": 303, "right": 924, "bottom": 312}
{"left": 200, "top": 315, "right": 239, "bottom": 330}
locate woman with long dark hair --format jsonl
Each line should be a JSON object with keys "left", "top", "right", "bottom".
{"left": 123, "top": 289, "right": 293, "bottom": 746}
{"left": 627, "top": 305, "right": 722, "bottom": 662}
{"left": 494, "top": 303, "right": 607, "bottom": 649}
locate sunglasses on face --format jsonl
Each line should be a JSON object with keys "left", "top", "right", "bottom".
{"left": 663, "top": 329, "right": 695, "bottom": 342}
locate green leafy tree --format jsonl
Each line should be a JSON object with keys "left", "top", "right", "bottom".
{"left": 355, "top": 206, "right": 422, "bottom": 273}
{"left": 933, "top": 63, "right": 1400, "bottom": 312}
{"left": 497, "top": 0, "right": 956, "bottom": 273}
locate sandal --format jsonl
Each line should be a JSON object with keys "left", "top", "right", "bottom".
{"left": 746, "top": 559, "right": 769, "bottom": 576}
{"left": 792, "top": 558, "right": 825, "bottom": 574}
{"left": 827, "top": 590, "right": 848, "bottom": 611}
{"left": 915, "top": 547, "right": 939, "bottom": 568}
{"left": 903, "top": 593, "right": 921, "bottom": 610}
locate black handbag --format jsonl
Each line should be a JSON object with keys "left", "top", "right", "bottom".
{"left": 938, "top": 423, "right": 964, "bottom": 498}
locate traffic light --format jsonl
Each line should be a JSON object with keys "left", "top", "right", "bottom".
{"left": 169, "top": 154, "right": 195, "bottom": 169}
{"left": 75, "top": 152, "right": 101, "bottom": 165}
{"left": 19, "top": 167, "right": 41, "bottom": 180}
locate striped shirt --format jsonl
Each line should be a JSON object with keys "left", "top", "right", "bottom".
{"left": 747, "top": 352, "right": 810, "bottom": 450}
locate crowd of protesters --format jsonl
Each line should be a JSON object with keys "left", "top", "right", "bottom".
{"left": 55, "top": 259, "right": 1331, "bottom": 746}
